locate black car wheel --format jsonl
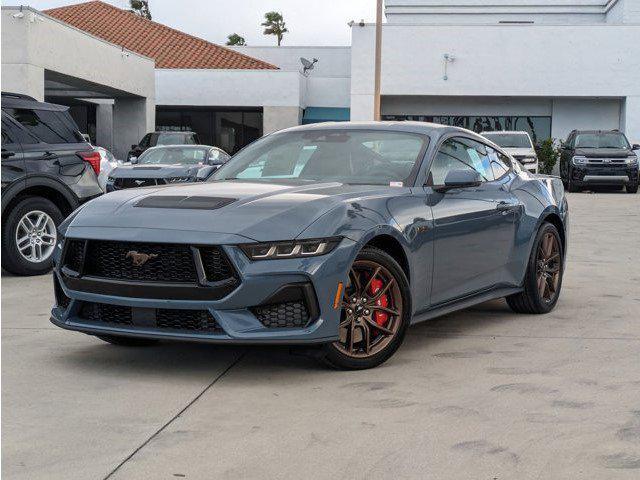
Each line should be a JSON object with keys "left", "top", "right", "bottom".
{"left": 96, "top": 335, "right": 159, "bottom": 347}
{"left": 1, "top": 196, "right": 63, "bottom": 276}
{"left": 507, "top": 222, "right": 564, "bottom": 314}
{"left": 320, "top": 247, "right": 411, "bottom": 370}
{"left": 627, "top": 182, "right": 638, "bottom": 194}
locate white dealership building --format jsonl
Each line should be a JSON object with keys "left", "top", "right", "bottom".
{"left": 3, "top": 0, "right": 639, "bottom": 156}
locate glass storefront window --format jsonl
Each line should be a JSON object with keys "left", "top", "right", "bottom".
{"left": 382, "top": 114, "right": 552, "bottom": 146}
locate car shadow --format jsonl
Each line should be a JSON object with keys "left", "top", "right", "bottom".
{"left": 53, "top": 299, "right": 516, "bottom": 376}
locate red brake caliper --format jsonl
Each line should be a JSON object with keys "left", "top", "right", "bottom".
{"left": 368, "top": 278, "right": 389, "bottom": 328}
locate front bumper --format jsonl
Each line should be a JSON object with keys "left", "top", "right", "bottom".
{"left": 51, "top": 234, "right": 357, "bottom": 345}
{"left": 571, "top": 165, "right": 639, "bottom": 185}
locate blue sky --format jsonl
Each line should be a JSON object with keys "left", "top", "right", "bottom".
{"left": 25, "top": 0, "right": 378, "bottom": 46}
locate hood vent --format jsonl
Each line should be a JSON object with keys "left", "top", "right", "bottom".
{"left": 134, "top": 196, "right": 237, "bottom": 210}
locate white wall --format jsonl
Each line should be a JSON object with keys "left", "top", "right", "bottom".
{"left": 155, "top": 69, "right": 304, "bottom": 108}
{"left": 382, "top": 96, "right": 553, "bottom": 116}
{"left": 551, "top": 98, "right": 622, "bottom": 141}
{"left": 229, "top": 46, "right": 351, "bottom": 108}
{"left": 385, "top": 0, "right": 624, "bottom": 24}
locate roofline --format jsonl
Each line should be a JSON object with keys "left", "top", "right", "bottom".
{"left": 42, "top": 1, "right": 278, "bottom": 70}
{"left": 2, "top": 5, "right": 155, "bottom": 64}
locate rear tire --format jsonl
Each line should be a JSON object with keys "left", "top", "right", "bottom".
{"left": 320, "top": 247, "right": 411, "bottom": 370}
{"left": 507, "top": 222, "right": 564, "bottom": 314}
{"left": 96, "top": 335, "right": 159, "bottom": 347}
{"left": 627, "top": 182, "right": 638, "bottom": 194}
{"left": 1, "top": 196, "right": 63, "bottom": 276}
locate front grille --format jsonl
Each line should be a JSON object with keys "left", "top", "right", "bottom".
{"left": 199, "top": 247, "right": 236, "bottom": 282}
{"left": 156, "top": 309, "right": 221, "bottom": 332}
{"left": 584, "top": 158, "right": 627, "bottom": 164}
{"left": 76, "top": 301, "right": 221, "bottom": 333}
{"left": 114, "top": 178, "right": 166, "bottom": 189}
{"left": 252, "top": 301, "right": 310, "bottom": 328}
{"left": 83, "top": 240, "right": 198, "bottom": 283}
{"left": 64, "top": 239, "right": 85, "bottom": 272}
{"left": 53, "top": 276, "right": 71, "bottom": 309}
{"left": 80, "top": 302, "right": 133, "bottom": 326}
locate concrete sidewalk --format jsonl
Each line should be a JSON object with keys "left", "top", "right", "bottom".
{"left": 2, "top": 192, "right": 639, "bottom": 479}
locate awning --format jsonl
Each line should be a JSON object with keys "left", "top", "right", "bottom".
{"left": 302, "top": 107, "right": 350, "bottom": 124}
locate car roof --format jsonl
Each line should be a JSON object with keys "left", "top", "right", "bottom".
{"left": 276, "top": 121, "right": 484, "bottom": 139}
{"left": 145, "top": 144, "right": 213, "bottom": 150}
{"left": 573, "top": 130, "right": 624, "bottom": 134}
{"left": 1, "top": 92, "right": 70, "bottom": 112}
{"left": 482, "top": 131, "right": 530, "bottom": 135}
{"left": 153, "top": 131, "right": 197, "bottom": 135}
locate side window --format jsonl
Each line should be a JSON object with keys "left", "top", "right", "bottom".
{"left": 1, "top": 112, "right": 41, "bottom": 145}
{"left": 139, "top": 134, "right": 152, "bottom": 148}
{"left": 487, "top": 147, "right": 511, "bottom": 179}
{"left": 430, "top": 137, "right": 494, "bottom": 185}
{"left": 208, "top": 149, "right": 222, "bottom": 164}
{"left": 3, "top": 108, "right": 83, "bottom": 144}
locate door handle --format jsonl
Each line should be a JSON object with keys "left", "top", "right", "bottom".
{"left": 1, "top": 149, "right": 15, "bottom": 159}
{"left": 43, "top": 151, "right": 58, "bottom": 159}
{"left": 496, "top": 201, "right": 515, "bottom": 212}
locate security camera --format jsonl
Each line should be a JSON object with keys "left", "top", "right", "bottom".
{"left": 359, "top": 19, "right": 366, "bottom": 27}
{"left": 12, "top": 11, "right": 24, "bottom": 18}
{"left": 348, "top": 20, "right": 355, "bottom": 27}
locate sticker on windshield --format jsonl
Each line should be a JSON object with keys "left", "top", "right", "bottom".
{"left": 390, "top": 181, "right": 403, "bottom": 187}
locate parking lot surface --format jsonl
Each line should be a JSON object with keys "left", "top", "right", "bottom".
{"left": 2, "top": 192, "right": 640, "bottom": 479}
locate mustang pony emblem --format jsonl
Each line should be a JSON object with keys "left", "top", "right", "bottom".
{"left": 125, "top": 251, "right": 158, "bottom": 266}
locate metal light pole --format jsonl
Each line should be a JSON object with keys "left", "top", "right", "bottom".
{"left": 373, "top": 0, "right": 383, "bottom": 121}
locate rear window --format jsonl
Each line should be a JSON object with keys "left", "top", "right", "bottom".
{"left": 153, "top": 133, "right": 197, "bottom": 146}
{"left": 2, "top": 108, "right": 84, "bottom": 144}
{"left": 138, "top": 147, "right": 208, "bottom": 165}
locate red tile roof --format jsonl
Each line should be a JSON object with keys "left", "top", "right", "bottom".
{"left": 45, "top": 1, "right": 278, "bottom": 70}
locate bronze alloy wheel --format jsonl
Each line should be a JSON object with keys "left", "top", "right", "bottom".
{"left": 333, "top": 259, "right": 403, "bottom": 358}
{"left": 536, "top": 232, "right": 561, "bottom": 304}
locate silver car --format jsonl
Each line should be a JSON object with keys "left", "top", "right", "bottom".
{"left": 482, "top": 131, "right": 539, "bottom": 173}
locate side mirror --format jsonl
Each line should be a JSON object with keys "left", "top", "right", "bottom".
{"left": 632, "top": 144, "right": 640, "bottom": 151}
{"left": 196, "top": 165, "right": 216, "bottom": 181}
{"left": 435, "top": 169, "right": 482, "bottom": 192}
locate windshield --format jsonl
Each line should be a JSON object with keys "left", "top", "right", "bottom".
{"left": 137, "top": 147, "right": 207, "bottom": 165}
{"left": 483, "top": 133, "right": 532, "bottom": 148}
{"left": 211, "top": 130, "right": 428, "bottom": 185}
{"left": 575, "top": 132, "right": 630, "bottom": 149}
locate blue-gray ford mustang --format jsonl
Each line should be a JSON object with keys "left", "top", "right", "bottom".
{"left": 51, "top": 122, "right": 568, "bottom": 369}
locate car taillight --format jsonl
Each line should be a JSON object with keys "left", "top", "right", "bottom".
{"left": 77, "top": 150, "right": 101, "bottom": 175}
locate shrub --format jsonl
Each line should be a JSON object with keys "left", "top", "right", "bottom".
{"left": 535, "top": 138, "right": 562, "bottom": 175}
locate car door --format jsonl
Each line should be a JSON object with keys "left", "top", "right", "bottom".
{"left": 426, "top": 136, "right": 520, "bottom": 305}
{"left": 1, "top": 113, "right": 26, "bottom": 192}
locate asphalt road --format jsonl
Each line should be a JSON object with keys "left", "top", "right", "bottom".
{"left": 2, "top": 191, "right": 640, "bottom": 480}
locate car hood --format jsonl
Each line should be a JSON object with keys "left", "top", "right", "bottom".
{"left": 111, "top": 164, "right": 203, "bottom": 179}
{"left": 502, "top": 147, "right": 536, "bottom": 157}
{"left": 574, "top": 148, "right": 631, "bottom": 158}
{"left": 66, "top": 181, "right": 402, "bottom": 242}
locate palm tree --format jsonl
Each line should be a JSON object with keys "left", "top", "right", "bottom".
{"left": 261, "top": 11, "right": 288, "bottom": 46}
{"left": 129, "top": 0, "right": 151, "bottom": 20}
{"left": 226, "top": 33, "right": 247, "bottom": 46}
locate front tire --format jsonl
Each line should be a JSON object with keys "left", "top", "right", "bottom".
{"left": 567, "top": 171, "right": 580, "bottom": 193}
{"left": 507, "top": 222, "right": 564, "bottom": 314}
{"left": 320, "top": 247, "right": 411, "bottom": 370}
{"left": 96, "top": 335, "right": 159, "bottom": 347}
{"left": 1, "top": 196, "right": 63, "bottom": 276}
{"left": 627, "top": 182, "right": 638, "bottom": 194}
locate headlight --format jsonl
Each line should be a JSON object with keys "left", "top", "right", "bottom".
{"left": 625, "top": 155, "right": 638, "bottom": 165}
{"left": 239, "top": 237, "right": 341, "bottom": 260}
{"left": 572, "top": 156, "right": 588, "bottom": 165}
{"left": 167, "top": 176, "right": 192, "bottom": 183}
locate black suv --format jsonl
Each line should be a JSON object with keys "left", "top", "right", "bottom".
{"left": 127, "top": 131, "right": 200, "bottom": 162}
{"left": 1, "top": 92, "right": 103, "bottom": 275}
{"left": 560, "top": 130, "right": 639, "bottom": 193}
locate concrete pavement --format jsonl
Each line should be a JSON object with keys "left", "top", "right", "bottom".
{"left": 2, "top": 192, "right": 639, "bottom": 479}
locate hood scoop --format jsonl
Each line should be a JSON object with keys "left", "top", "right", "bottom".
{"left": 134, "top": 196, "right": 237, "bottom": 210}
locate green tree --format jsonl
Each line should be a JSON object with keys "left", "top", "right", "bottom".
{"left": 129, "top": 0, "right": 151, "bottom": 20}
{"left": 535, "top": 138, "right": 562, "bottom": 175}
{"left": 226, "top": 33, "right": 247, "bottom": 46}
{"left": 261, "top": 11, "right": 288, "bottom": 46}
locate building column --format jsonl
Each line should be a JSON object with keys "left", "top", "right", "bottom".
{"left": 112, "top": 97, "right": 155, "bottom": 159}
{"left": 263, "top": 106, "right": 302, "bottom": 134}
{"left": 622, "top": 96, "right": 640, "bottom": 144}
